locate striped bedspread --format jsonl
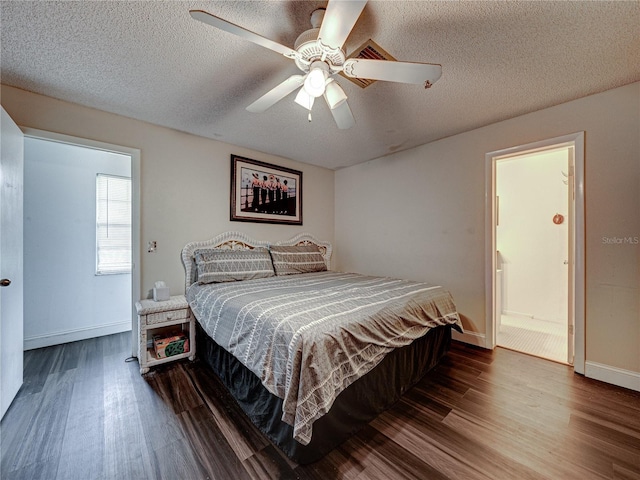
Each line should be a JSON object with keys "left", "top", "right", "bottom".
{"left": 187, "top": 271, "right": 463, "bottom": 445}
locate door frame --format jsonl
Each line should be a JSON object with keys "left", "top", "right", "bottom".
{"left": 22, "top": 128, "right": 141, "bottom": 357}
{"left": 485, "top": 132, "right": 585, "bottom": 373}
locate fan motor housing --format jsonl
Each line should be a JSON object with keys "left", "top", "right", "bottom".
{"left": 293, "top": 8, "right": 345, "bottom": 73}
{"left": 294, "top": 39, "right": 346, "bottom": 72}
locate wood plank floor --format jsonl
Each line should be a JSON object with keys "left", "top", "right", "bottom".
{"left": 1, "top": 332, "right": 639, "bottom": 479}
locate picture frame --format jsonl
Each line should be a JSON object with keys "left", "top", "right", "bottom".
{"left": 230, "top": 154, "right": 302, "bottom": 225}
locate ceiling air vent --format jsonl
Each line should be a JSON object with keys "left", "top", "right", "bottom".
{"left": 341, "top": 39, "right": 396, "bottom": 88}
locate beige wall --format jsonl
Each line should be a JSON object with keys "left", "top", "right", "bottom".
{"left": 1, "top": 85, "right": 335, "bottom": 299}
{"left": 335, "top": 82, "right": 639, "bottom": 375}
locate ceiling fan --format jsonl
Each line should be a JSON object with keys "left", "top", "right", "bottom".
{"left": 190, "top": 0, "right": 442, "bottom": 129}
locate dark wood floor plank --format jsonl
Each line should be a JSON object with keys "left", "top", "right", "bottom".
{"left": 339, "top": 423, "right": 452, "bottom": 480}
{"left": 101, "top": 350, "right": 156, "bottom": 479}
{"left": 134, "top": 365, "right": 197, "bottom": 456}
{"left": 0, "top": 388, "right": 42, "bottom": 469}
{"left": 49, "top": 339, "right": 83, "bottom": 374}
{"left": 295, "top": 442, "right": 365, "bottom": 480}
{"left": 399, "top": 387, "right": 453, "bottom": 421}
{"left": 18, "top": 345, "right": 61, "bottom": 395}
{"left": 149, "top": 437, "right": 210, "bottom": 480}
{"left": 1, "top": 387, "right": 56, "bottom": 477}
{"left": 242, "top": 444, "right": 302, "bottom": 480}
{"left": 5, "top": 369, "right": 76, "bottom": 475}
{"left": 1, "top": 457, "right": 60, "bottom": 480}
{"left": 144, "top": 362, "right": 204, "bottom": 415}
{"left": 443, "top": 406, "right": 610, "bottom": 480}
{"left": 369, "top": 411, "right": 491, "bottom": 480}
{"left": 376, "top": 399, "right": 551, "bottom": 480}
{"left": 2, "top": 334, "right": 639, "bottom": 480}
{"left": 178, "top": 404, "right": 253, "bottom": 480}
{"left": 186, "top": 362, "right": 270, "bottom": 460}
{"left": 55, "top": 340, "right": 105, "bottom": 480}
{"left": 571, "top": 411, "right": 640, "bottom": 451}
{"left": 613, "top": 462, "right": 640, "bottom": 480}
{"left": 568, "top": 414, "right": 640, "bottom": 469}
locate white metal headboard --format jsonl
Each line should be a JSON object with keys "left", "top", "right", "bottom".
{"left": 181, "top": 231, "right": 333, "bottom": 291}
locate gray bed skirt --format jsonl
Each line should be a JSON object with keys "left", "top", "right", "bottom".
{"left": 196, "top": 322, "right": 453, "bottom": 464}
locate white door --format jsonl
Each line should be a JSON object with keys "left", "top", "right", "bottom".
{"left": 1, "top": 107, "right": 24, "bottom": 419}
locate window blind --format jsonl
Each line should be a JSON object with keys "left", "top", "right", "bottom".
{"left": 96, "top": 174, "right": 132, "bottom": 275}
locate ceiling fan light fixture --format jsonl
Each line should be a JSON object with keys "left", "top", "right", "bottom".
{"left": 303, "top": 62, "right": 329, "bottom": 97}
{"left": 295, "top": 87, "right": 315, "bottom": 110}
{"left": 304, "top": 69, "right": 327, "bottom": 97}
{"left": 324, "top": 79, "right": 347, "bottom": 109}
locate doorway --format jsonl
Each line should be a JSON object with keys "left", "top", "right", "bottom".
{"left": 22, "top": 129, "right": 140, "bottom": 356}
{"left": 486, "top": 133, "right": 585, "bottom": 372}
{"left": 496, "top": 149, "right": 569, "bottom": 363}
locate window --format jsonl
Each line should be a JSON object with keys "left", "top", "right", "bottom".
{"left": 96, "top": 174, "right": 131, "bottom": 275}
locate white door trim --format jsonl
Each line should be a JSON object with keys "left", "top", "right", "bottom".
{"left": 21, "top": 128, "right": 141, "bottom": 357}
{"left": 485, "top": 132, "right": 585, "bottom": 374}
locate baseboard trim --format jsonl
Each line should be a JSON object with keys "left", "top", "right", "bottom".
{"left": 24, "top": 321, "right": 131, "bottom": 350}
{"left": 452, "top": 330, "right": 488, "bottom": 349}
{"left": 585, "top": 361, "right": 640, "bottom": 392}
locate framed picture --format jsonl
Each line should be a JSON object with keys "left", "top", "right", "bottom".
{"left": 230, "top": 154, "right": 302, "bottom": 225}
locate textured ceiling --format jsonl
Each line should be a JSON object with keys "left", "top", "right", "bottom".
{"left": 1, "top": 1, "right": 639, "bottom": 170}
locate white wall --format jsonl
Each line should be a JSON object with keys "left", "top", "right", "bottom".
{"left": 497, "top": 150, "right": 568, "bottom": 323}
{"left": 335, "top": 82, "right": 640, "bottom": 380}
{"left": 23, "top": 137, "right": 132, "bottom": 348}
{"left": 1, "top": 85, "right": 335, "bottom": 300}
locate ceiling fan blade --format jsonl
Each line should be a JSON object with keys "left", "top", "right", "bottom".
{"left": 328, "top": 99, "right": 355, "bottom": 130}
{"left": 318, "top": 0, "right": 367, "bottom": 51}
{"left": 246, "top": 75, "right": 305, "bottom": 113}
{"left": 343, "top": 58, "right": 442, "bottom": 86}
{"left": 190, "top": 10, "right": 297, "bottom": 59}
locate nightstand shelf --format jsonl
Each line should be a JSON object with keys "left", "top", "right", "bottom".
{"left": 135, "top": 294, "right": 195, "bottom": 374}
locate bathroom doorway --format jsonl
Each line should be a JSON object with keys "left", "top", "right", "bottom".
{"left": 496, "top": 148, "right": 569, "bottom": 363}
{"left": 486, "top": 133, "right": 585, "bottom": 370}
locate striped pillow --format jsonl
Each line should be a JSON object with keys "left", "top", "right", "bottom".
{"left": 194, "top": 247, "right": 275, "bottom": 284}
{"left": 269, "top": 245, "right": 327, "bottom": 276}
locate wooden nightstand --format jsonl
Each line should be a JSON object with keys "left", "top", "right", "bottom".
{"left": 135, "top": 294, "right": 195, "bottom": 374}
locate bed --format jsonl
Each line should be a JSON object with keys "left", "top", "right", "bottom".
{"left": 181, "top": 231, "right": 463, "bottom": 464}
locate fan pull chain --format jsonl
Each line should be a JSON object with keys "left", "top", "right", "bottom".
{"left": 308, "top": 111, "right": 312, "bottom": 122}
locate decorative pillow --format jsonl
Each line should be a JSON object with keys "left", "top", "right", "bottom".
{"left": 194, "top": 247, "right": 275, "bottom": 284}
{"left": 269, "top": 245, "right": 327, "bottom": 276}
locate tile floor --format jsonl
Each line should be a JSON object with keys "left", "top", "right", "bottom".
{"left": 497, "top": 314, "right": 569, "bottom": 364}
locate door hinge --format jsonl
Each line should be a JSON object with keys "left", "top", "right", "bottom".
{"left": 568, "top": 324, "right": 574, "bottom": 335}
